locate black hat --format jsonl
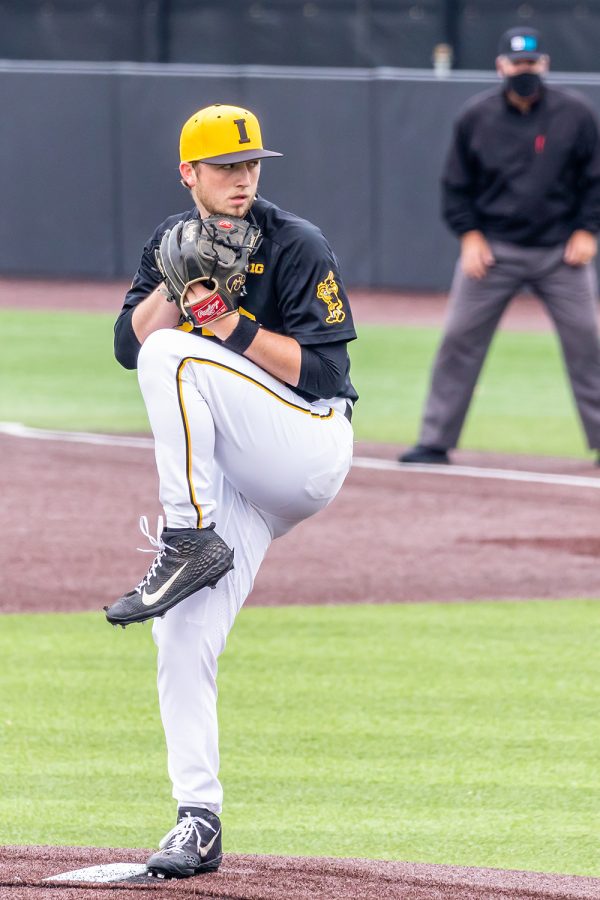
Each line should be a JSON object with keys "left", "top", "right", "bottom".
{"left": 498, "top": 27, "right": 544, "bottom": 61}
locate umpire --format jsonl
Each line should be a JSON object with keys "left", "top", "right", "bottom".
{"left": 401, "top": 26, "right": 600, "bottom": 465}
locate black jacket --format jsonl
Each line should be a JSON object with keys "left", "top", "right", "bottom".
{"left": 442, "top": 84, "right": 600, "bottom": 246}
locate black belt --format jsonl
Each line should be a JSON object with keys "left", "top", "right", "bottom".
{"left": 344, "top": 402, "right": 353, "bottom": 423}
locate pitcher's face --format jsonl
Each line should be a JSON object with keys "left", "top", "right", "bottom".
{"left": 180, "top": 159, "right": 261, "bottom": 218}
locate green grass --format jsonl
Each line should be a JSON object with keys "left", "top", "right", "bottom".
{"left": 1, "top": 602, "right": 599, "bottom": 876}
{"left": 0, "top": 309, "right": 590, "bottom": 456}
{"left": 351, "top": 324, "right": 587, "bottom": 456}
{"left": 0, "top": 310, "right": 149, "bottom": 432}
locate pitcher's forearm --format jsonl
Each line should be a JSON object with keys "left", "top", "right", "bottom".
{"left": 211, "top": 313, "right": 302, "bottom": 386}
{"left": 132, "top": 285, "right": 180, "bottom": 343}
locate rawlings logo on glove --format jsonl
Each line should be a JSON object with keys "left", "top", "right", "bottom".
{"left": 187, "top": 294, "right": 231, "bottom": 328}
{"left": 155, "top": 215, "right": 262, "bottom": 327}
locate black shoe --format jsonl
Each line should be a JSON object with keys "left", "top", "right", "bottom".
{"left": 104, "top": 516, "right": 234, "bottom": 627}
{"left": 399, "top": 444, "right": 450, "bottom": 464}
{"left": 146, "top": 810, "right": 222, "bottom": 879}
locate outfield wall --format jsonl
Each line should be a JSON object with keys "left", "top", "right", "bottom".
{"left": 3, "top": 61, "right": 600, "bottom": 289}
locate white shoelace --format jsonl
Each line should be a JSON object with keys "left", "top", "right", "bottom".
{"left": 134, "top": 515, "right": 178, "bottom": 595}
{"left": 159, "top": 815, "right": 216, "bottom": 853}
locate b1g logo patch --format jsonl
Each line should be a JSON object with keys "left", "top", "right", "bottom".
{"left": 226, "top": 272, "right": 246, "bottom": 293}
{"left": 316, "top": 271, "right": 346, "bottom": 324}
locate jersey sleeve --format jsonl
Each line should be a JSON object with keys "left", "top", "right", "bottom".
{"left": 274, "top": 226, "right": 357, "bottom": 345}
{"left": 113, "top": 234, "right": 163, "bottom": 369}
{"left": 114, "top": 212, "right": 194, "bottom": 369}
{"left": 297, "top": 339, "right": 357, "bottom": 401}
{"left": 119, "top": 228, "right": 164, "bottom": 321}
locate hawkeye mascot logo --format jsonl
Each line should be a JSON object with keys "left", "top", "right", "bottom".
{"left": 317, "top": 271, "right": 346, "bottom": 324}
{"left": 225, "top": 272, "right": 246, "bottom": 293}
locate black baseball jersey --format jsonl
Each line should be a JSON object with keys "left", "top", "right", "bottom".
{"left": 114, "top": 196, "right": 358, "bottom": 403}
{"left": 443, "top": 85, "right": 600, "bottom": 246}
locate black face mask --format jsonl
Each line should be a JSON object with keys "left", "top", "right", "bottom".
{"left": 505, "top": 72, "right": 542, "bottom": 98}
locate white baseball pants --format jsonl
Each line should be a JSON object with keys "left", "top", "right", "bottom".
{"left": 136, "top": 328, "right": 353, "bottom": 812}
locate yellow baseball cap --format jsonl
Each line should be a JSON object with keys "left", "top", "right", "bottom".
{"left": 180, "top": 103, "right": 283, "bottom": 164}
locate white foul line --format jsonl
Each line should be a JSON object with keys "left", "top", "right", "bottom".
{"left": 0, "top": 421, "right": 153, "bottom": 449}
{"left": 351, "top": 456, "right": 600, "bottom": 489}
{"left": 2, "top": 421, "right": 600, "bottom": 490}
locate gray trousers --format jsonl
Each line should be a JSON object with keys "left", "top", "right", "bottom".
{"left": 419, "top": 240, "right": 600, "bottom": 450}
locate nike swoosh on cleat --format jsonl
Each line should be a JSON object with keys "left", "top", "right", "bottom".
{"left": 199, "top": 829, "right": 221, "bottom": 858}
{"left": 141, "top": 563, "right": 189, "bottom": 606}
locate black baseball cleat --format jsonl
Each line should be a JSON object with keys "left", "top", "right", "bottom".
{"left": 399, "top": 444, "right": 450, "bottom": 464}
{"left": 104, "top": 516, "right": 234, "bottom": 627}
{"left": 146, "top": 810, "right": 222, "bottom": 879}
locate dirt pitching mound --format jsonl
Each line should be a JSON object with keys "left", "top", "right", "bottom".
{"left": 3, "top": 846, "right": 600, "bottom": 900}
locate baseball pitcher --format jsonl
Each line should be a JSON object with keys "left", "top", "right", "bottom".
{"left": 104, "top": 104, "right": 357, "bottom": 879}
